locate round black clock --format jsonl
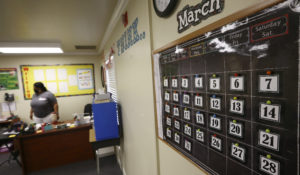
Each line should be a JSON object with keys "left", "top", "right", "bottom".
{"left": 153, "top": 0, "right": 178, "bottom": 17}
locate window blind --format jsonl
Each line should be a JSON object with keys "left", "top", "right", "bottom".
{"left": 105, "top": 56, "right": 118, "bottom": 102}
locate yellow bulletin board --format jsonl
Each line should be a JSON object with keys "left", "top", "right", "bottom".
{"left": 20, "top": 64, "right": 95, "bottom": 100}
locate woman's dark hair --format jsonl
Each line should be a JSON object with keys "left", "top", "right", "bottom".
{"left": 34, "top": 82, "right": 47, "bottom": 92}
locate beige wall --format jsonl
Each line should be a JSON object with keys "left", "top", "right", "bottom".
{"left": 1, "top": 0, "right": 276, "bottom": 174}
{"left": 102, "top": 0, "right": 158, "bottom": 175}
{"left": 101, "top": 0, "right": 282, "bottom": 175}
{"left": 0, "top": 55, "right": 101, "bottom": 123}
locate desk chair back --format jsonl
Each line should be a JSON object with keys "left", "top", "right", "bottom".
{"left": 92, "top": 102, "right": 119, "bottom": 141}
{"left": 84, "top": 104, "right": 92, "bottom": 116}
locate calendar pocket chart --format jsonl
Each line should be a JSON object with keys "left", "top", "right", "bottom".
{"left": 194, "top": 111, "right": 206, "bottom": 126}
{"left": 195, "top": 128, "right": 205, "bottom": 143}
{"left": 229, "top": 98, "right": 245, "bottom": 115}
{"left": 172, "top": 91, "right": 179, "bottom": 103}
{"left": 194, "top": 75, "right": 204, "bottom": 89}
{"left": 154, "top": 2, "right": 299, "bottom": 175}
{"left": 165, "top": 116, "right": 172, "bottom": 127}
{"left": 228, "top": 120, "right": 244, "bottom": 138}
{"left": 183, "top": 108, "right": 192, "bottom": 121}
{"left": 166, "top": 127, "right": 173, "bottom": 140}
{"left": 230, "top": 75, "right": 245, "bottom": 91}
{"left": 230, "top": 143, "right": 246, "bottom": 163}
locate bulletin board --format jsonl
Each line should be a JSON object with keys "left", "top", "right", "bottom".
{"left": 153, "top": 1, "right": 299, "bottom": 175}
{"left": 0, "top": 68, "right": 19, "bottom": 90}
{"left": 20, "top": 64, "right": 95, "bottom": 99}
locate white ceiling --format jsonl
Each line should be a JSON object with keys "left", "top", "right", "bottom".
{"left": 0, "top": 0, "right": 118, "bottom": 54}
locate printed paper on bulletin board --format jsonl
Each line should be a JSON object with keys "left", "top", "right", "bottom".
{"left": 0, "top": 68, "right": 19, "bottom": 90}
{"left": 20, "top": 64, "right": 95, "bottom": 99}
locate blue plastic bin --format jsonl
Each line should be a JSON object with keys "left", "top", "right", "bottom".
{"left": 92, "top": 102, "right": 119, "bottom": 141}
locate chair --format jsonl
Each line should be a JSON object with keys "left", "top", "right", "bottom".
{"left": 0, "top": 121, "right": 22, "bottom": 167}
{"left": 90, "top": 103, "right": 123, "bottom": 175}
{"left": 0, "top": 136, "right": 21, "bottom": 167}
{"left": 84, "top": 104, "right": 92, "bottom": 116}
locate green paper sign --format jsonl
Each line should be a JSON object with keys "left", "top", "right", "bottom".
{"left": 0, "top": 68, "right": 19, "bottom": 90}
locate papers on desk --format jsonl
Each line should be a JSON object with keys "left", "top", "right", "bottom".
{"left": 2, "top": 130, "right": 19, "bottom": 135}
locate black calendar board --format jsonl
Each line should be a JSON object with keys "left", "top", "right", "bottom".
{"left": 155, "top": 2, "right": 299, "bottom": 175}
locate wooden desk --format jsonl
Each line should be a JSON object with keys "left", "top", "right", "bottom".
{"left": 89, "top": 128, "right": 120, "bottom": 150}
{"left": 16, "top": 124, "right": 94, "bottom": 175}
{"left": 89, "top": 128, "right": 96, "bottom": 142}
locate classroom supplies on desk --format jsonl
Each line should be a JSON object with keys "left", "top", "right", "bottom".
{"left": 83, "top": 116, "right": 92, "bottom": 123}
{"left": 56, "top": 124, "right": 67, "bottom": 129}
{"left": 2, "top": 131, "right": 19, "bottom": 135}
{"left": 35, "top": 123, "right": 42, "bottom": 130}
{"left": 92, "top": 102, "right": 119, "bottom": 141}
{"left": 6, "top": 115, "right": 17, "bottom": 121}
{"left": 6, "top": 115, "right": 20, "bottom": 123}
{"left": 74, "top": 119, "right": 80, "bottom": 126}
{"left": 8, "top": 120, "right": 27, "bottom": 133}
{"left": 69, "top": 124, "right": 76, "bottom": 128}
{"left": 73, "top": 113, "right": 89, "bottom": 125}
{"left": 52, "top": 120, "right": 59, "bottom": 125}
{"left": 43, "top": 124, "right": 53, "bottom": 131}
{"left": 22, "top": 124, "right": 35, "bottom": 135}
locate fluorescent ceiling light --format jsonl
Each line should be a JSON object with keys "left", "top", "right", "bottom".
{"left": 0, "top": 42, "right": 63, "bottom": 54}
{"left": 0, "top": 47, "right": 63, "bottom": 53}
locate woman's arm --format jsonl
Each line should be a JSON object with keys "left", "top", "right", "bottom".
{"left": 30, "top": 108, "right": 34, "bottom": 120}
{"left": 53, "top": 103, "right": 59, "bottom": 120}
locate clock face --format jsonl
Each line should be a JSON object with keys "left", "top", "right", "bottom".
{"left": 153, "top": 0, "right": 178, "bottom": 17}
{"left": 155, "top": 0, "right": 170, "bottom": 12}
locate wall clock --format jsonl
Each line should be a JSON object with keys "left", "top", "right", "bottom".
{"left": 153, "top": 0, "right": 178, "bottom": 17}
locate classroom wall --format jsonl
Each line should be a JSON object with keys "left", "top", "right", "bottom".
{"left": 102, "top": 0, "right": 158, "bottom": 175}
{"left": 102, "top": 0, "right": 280, "bottom": 175}
{"left": 0, "top": 55, "right": 101, "bottom": 123}
{"left": 1, "top": 1, "right": 275, "bottom": 174}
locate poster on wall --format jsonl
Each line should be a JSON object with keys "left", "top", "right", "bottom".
{"left": 21, "top": 64, "right": 95, "bottom": 99}
{"left": 77, "top": 69, "right": 93, "bottom": 90}
{"left": 0, "top": 68, "right": 19, "bottom": 90}
{"left": 153, "top": 1, "right": 299, "bottom": 175}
